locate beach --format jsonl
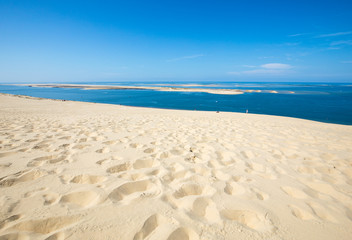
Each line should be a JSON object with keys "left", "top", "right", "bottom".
{"left": 0, "top": 93, "right": 352, "bottom": 240}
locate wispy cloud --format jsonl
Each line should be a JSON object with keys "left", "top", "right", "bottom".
{"left": 257, "top": 56, "right": 275, "bottom": 59}
{"left": 167, "top": 54, "right": 205, "bottom": 62}
{"left": 242, "top": 69, "right": 289, "bottom": 75}
{"left": 228, "top": 63, "right": 293, "bottom": 76}
{"left": 261, "top": 63, "right": 292, "bottom": 70}
{"left": 288, "top": 33, "right": 312, "bottom": 37}
{"left": 330, "top": 40, "right": 352, "bottom": 46}
{"left": 316, "top": 31, "right": 352, "bottom": 38}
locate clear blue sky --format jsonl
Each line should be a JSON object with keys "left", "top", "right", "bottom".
{"left": 1, "top": 0, "right": 352, "bottom": 83}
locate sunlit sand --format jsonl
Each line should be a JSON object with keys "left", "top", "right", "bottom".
{"left": 0, "top": 94, "right": 351, "bottom": 239}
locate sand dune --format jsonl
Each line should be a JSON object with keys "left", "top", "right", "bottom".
{"left": 0, "top": 93, "right": 352, "bottom": 239}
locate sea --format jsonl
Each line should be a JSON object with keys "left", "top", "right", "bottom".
{"left": 1, "top": 82, "right": 352, "bottom": 125}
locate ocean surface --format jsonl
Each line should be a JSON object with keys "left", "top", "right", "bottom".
{"left": 1, "top": 82, "right": 352, "bottom": 125}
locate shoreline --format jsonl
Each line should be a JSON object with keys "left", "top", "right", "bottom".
{"left": 13, "top": 83, "right": 296, "bottom": 95}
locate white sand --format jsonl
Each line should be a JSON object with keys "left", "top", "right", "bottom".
{"left": 0, "top": 93, "right": 351, "bottom": 240}
{"left": 19, "top": 84, "right": 245, "bottom": 95}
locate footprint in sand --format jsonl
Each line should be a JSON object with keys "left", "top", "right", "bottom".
{"left": 162, "top": 170, "right": 190, "bottom": 183}
{"left": 27, "top": 154, "right": 68, "bottom": 167}
{"left": 192, "top": 166, "right": 210, "bottom": 177}
{"left": 130, "top": 143, "right": 143, "bottom": 148}
{"left": 281, "top": 186, "right": 307, "bottom": 199}
{"left": 45, "top": 231, "right": 65, "bottom": 240}
{"left": 167, "top": 227, "right": 199, "bottom": 240}
{"left": 70, "top": 174, "right": 106, "bottom": 184}
{"left": 0, "top": 151, "right": 17, "bottom": 158}
{"left": 173, "top": 183, "right": 203, "bottom": 199}
{"left": 119, "top": 172, "right": 148, "bottom": 181}
{"left": 59, "top": 136, "right": 71, "bottom": 140}
{"left": 207, "top": 160, "right": 223, "bottom": 169}
{"left": 224, "top": 182, "right": 246, "bottom": 195}
{"left": 0, "top": 163, "right": 12, "bottom": 170}
{"left": 109, "top": 179, "right": 157, "bottom": 202}
{"left": 60, "top": 191, "right": 101, "bottom": 208}
{"left": 9, "top": 216, "right": 80, "bottom": 235}
{"left": 0, "top": 169, "right": 46, "bottom": 187}
{"left": 212, "top": 170, "right": 231, "bottom": 181}
{"left": 103, "top": 140, "right": 118, "bottom": 145}
{"left": 133, "top": 158, "right": 155, "bottom": 169}
{"left": 191, "top": 197, "right": 221, "bottom": 223}
{"left": 216, "top": 151, "right": 236, "bottom": 165}
{"left": 106, "top": 163, "right": 131, "bottom": 173}
{"left": 23, "top": 187, "right": 48, "bottom": 198}
{"left": 0, "top": 232, "right": 30, "bottom": 240}
{"left": 0, "top": 196, "right": 21, "bottom": 214}
{"left": 58, "top": 175, "right": 72, "bottom": 184}
{"left": 158, "top": 151, "right": 169, "bottom": 159}
{"left": 297, "top": 166, "right": 316, "bottom": 174}
{"left": 245, "top": 162, "right": 266, "bottom": 173}
{"left": 72, "top": 144, "right": 90, "bottom": 150}
{"left": 43, "top": 192, "right": 60, "bottom": 205}
{"left": 307, "top": 201, "right": 337, "bottom": 222}
{"left": 240, "top": 150, "right": 255, "bottom": 159}
{"left": 250, "top": 188, "right": 269, "bottom": 201}
{"left": 32, "top": 143, "right": 51, "bottom": 151}
{"left": 144, "top": 147, "right": 155, "bottom": 154}
{"left": 27, "top": 155, "right": 53, "bottom": 167}
{"left": 288, "top": 205, "right": 315, "bottom": 220}
{"left": 0, "top": 214, "right": 24, "bottom": 231}
{"left": 170, "top": 147, "right": 185, "bottom": 156}
{"left": 26, "top": 138, "right": 39, "bottom": 143}
{"left": 96, "top": 158, "right": 110, "bottom": 165}
{"left": 133, "top": 214, "right": 166, "bottom": 240}
{"left": 96, "top": 147, "right": 110, "bottom": 153}
{"left": 220, "top": 209, "right": 274, "bottom": 232}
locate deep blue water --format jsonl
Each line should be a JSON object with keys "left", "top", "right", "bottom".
{"left": 1, "top": 82, "right": 352, "bottom": 125}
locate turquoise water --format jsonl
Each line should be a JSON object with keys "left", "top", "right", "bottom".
{"left": 1, "top": 82, "right": 352, "bottom": 125}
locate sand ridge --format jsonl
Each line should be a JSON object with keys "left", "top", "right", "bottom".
{"left": 0, "top": 94, "right": 352, "bottom": 239}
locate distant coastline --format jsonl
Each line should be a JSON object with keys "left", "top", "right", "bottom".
{"left": 16, "top": 83, "right": 290, "bottom": 95}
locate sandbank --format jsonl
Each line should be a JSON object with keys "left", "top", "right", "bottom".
{"left": 16, "top": 84, "right": 296, "bottom": 95}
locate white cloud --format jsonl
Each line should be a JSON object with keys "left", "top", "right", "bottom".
{"left": 261, "top": 63, "right": 292, "bottom": 69}
{"left": 288, "top": 33, "right": 313, "bottom": 37}
{"left": 316, "top": 31, "right": 352, "bottom": 38}
{"left": 167, "top": 54, "right": 205, "bottom": 62}
{"left": 242, "top": 69, "right": 288, "bottom": 75}
{"left": 289, "top": 33, "right": 306, "bottom": 37}
{"left": 228, "top": 63, "right": 293, "bottom": 76}
{"left": 257, "top": 56, "right": 275, "bottom": 59}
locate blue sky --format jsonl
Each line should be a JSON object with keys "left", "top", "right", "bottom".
{"left": 1, "top": 0, "right": 352, "bottom": 83}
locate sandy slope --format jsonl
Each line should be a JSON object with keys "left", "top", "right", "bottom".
{"left": 0, "top": 93, "right": 351, "bottom": 240}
